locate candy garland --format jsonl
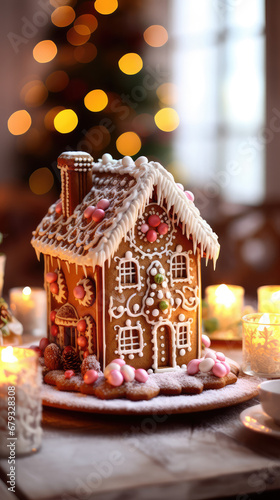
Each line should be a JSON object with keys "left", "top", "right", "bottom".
{"left": 45, "top": 269, "right": 68, "bottom": 304}
{"left": 76, "top": 315, "right": 96, "bottom": 359}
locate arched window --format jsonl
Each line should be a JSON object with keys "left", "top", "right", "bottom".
{"left": 176, "top": 320, "right": 193, "bottom": 349}
{"left": 117, "top": 256, "right": 141, "bottom": 293}
{"left": 169, "top": 251, "right": 191, "bottom": 286}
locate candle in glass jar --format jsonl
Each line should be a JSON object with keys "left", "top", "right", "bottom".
{"left": 205, "top": 284, "right": 244, "bottom": 332}
{"left": 9, "top": 287, "right": 47, "bottom": 337}
{"left": 257, "top": 285, "right": 280, "bottom": 313}
{"left": 0, "top": 346, "right": 42, "bottom": 456}
{"left": 242, "top": 313, "right": 280, "bottom": 377}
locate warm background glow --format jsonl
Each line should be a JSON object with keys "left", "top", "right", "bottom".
{"left": 118, "top": 53, "right": 143, "bottom": 75}
{"left": 84, "top": 89, "right": 108, "bottom": 112}
{"left": 29, "top": 168, "right": 54, "bottom": 195}
{"left": 154, "top": 107, "right": 180, "bottom": 132}
{"left": 51, "top": 6, "right": 76, "bottom": 27}
{"left": 33, "top": 40, "right": 57, "bottom": 63}
{"left": 7, "top": 110, "right": 32, "bottom": 135}
{"left": 54, "top": 109, "right": 78, "bottom": 133}
{"left": 94, "top": 0, "right": 118, "bottom": 15}
{"left": 116, "top": 132, "right": 142, "bottom": 156}
{"left": 143, "top": 25, "right": 168, "bottom": 47}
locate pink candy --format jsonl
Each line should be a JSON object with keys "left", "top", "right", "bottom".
{"left": 140, "top": 223, "right": 149, "bottom": 233}
{"left": 50, "top": 282, "right": 59, "bottom": 295}
{"left": 216, "top": 352, "right": 226, "bottom": 362}
{"left": 199, "top": 357, "right": 215, "bottom": 373}
{"left": 187, "top": 358, "right": 200, "bottom": 375}
{"left": 51, "top": 325, "right": 58, "bottom": 337}
{"left": 84, "top": 206, "right": 95, "bottom": 219}
{"left": 148, "top": 215, "right": 161, "bottom": 227}
{"left": 185, "top": 190, "right": 194, "bottom": 202}
{"left": 92, "top": 208, "right": 105, "bottom": 222}
{"left": 201, "top": 334, "right": 211, "bottom": 348}
{"left": 157, "top": 223, "right": 169, "bottom": 235}
{"left": 107, "top": 369, "right": 124, "bottom": 387}
{"left": 96, "top": 199, "right": 110, "bottom": 210}
{"left": 73, "top": 285, "right": 85, "bottom": 299}
{"left": 77, "top": 319, "right": 87, "bottom": 332}
{"left": 84, "top": 369, "right": 99, "bottom": 385}
{"left": 135, "top": 368, "right": 148, "bottom": 383}
{"left": 121, "top": 364, "right": 135, "bottom": 382}
{"left": 205, "top": 350, "right": 217, "bottom": 361}
{"left": 212, "top": 362, "right": 227, "bottom": 378}
{"left": 55, "top": 201, "right": 62, "bottom": 214}
{"left": 146, "top": 229, "right": 157, "bottom": 243}
{"left": 220, "top": 361, "right": 231, "bottom": 375}
{"left": 104, "top": 362, "right": 121, "bottom": 379}
{"left": 45, "top": 272, "right": 57, "bottom": 284}
{"left": 112, "top": 358, "right": 126, "bottom": 367}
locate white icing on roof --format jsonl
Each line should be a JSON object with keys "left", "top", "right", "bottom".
{"left": 31, "top": 155, "right": 220, "bottom": 268}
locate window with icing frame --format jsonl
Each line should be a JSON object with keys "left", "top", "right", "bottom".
{"left": 170, "top": 252, "right": 191, "bottom": 286}
{"left": 176, "top": 321, "right": 193, "bottom": 349}
{"left": 118, "top": 258, "right": 141, "bottom": 292}
{"left": 118, "top": 325, "right": 144, "bottom": 355}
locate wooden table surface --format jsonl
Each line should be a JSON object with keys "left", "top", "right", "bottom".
{"left": 1, "top": 339, "right": 280, "bottom": 500}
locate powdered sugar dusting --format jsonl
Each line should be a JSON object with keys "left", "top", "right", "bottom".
{"left": 41, "top": 375, "right": 259, "bottom": 415}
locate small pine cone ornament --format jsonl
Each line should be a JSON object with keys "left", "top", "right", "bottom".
{"left": 62, "top": 346, "right": 81, "bottom": 373}
{"left": 81, "top": 355, "right": 101, "bottom": 376}
{"left": 44, "top": 343, "right": 62, "bottom": 370}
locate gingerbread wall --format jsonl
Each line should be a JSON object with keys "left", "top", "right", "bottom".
{"left": 104, "top": 203, "right": 201, "bottom": 372}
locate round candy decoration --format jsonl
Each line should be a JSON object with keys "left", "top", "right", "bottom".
{"left": 77, "top": 336, "right": 88, "bottom": 349}
{"left": 39, "top": 337, "right": 49, "bottom": 353}
{"left": 148, "top": 214, "right": 161, "bottom": 227}
{"left": 65, "top": 370, "right": 75, "bottom": 379}
{"left": 205, "top": 350, "right": 217, "bottom": 361}
{"left": 140, "top": 223, "right": 149, "bottom": 233}
{"left": 84, "top": 369, "right": 99, "bottom": 385}
{"left": 154, "top": 273, "right": 164, "bottom": 284}
{"left": 96, "top": 199, "right": 110, "bottom": 210}
{"left": 46, "top": 272, "right": 57, "bottom": 284}
{"left": 159, "top": 300, "right": 169, "bottom": 311}
{"left": 216, "top": 351, "right": 226, "bottom": 362}
{"left": 135, "top": 368, "right": 148, "bottom": 383}
{"left": 107, "top": 369, "right": 124, "bottom": 387}
{"left": 92, "top": 208, "right": 105, "bottom": 222}
{"left": 176, "top": 183, "right": 184, "bottom": 191}
{"left": 84, "top": 206, "right": 95, "bottom": 219}
{"left": 104, "top": 362, "right": 121, "bottom": 379}
{"left": 112, "top": 358, "right": 126, "bottom": 367}
{"left": 50, "top": 310, "right": 56, "bottom": 322}
{"left": 201, "top": 334, "right": 211, "bottom": 348}
{"left": 146, "top": 229, "right": 157, "bottom": 243}
{"left": 199, "top": 357, "right": 215, "bottom": 373}
{"left": 187, "top": 358, "right": 200, "bottom": 375}
{"left": 83, "top": 350, "right": 90, "bottom": 359}
{"left": 55, "top": 201, "right": 62, "bottom": 214}
{"left": 220, "top": 361, "right": 231, "bottom": 375}
{"left": 74, "top": 285, "right": 85, "bottom": 300}
{"left": 50, "top": 282, "right": 59, "bottom": 295}
{"left": 77, "top": 319, "right": 87, "bottom": 333}
{"left": 212, "top": 362, "right": 227, "bottom": 378}
{"left": 157, "top": 223, "right": 169, "bottom": 235}
{"left": 50, "top": 324, "right": 58, "bottom": 337}
{"left": 184, "top": 191, "right": 195, "bottom": 202}
{"left": 121, "top": 364, "right": 135, "bottom": 382}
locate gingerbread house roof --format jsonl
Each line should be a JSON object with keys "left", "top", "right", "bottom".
{"left": 31, "top": 154, "right": 220, "bottom": 270}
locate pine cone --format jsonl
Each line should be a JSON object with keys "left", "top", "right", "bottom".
{"left": 44, "top": 343, "right": 62, "bottom": 370}
{"left": 81, "top": 355, "right": 101, "bottom": 376}
{"left": 62, "top": 346, "right": 81, "bottom": 373}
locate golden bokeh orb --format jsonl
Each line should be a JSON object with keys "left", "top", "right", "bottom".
{"left": 154, "top": 107, "right": 180, "bottom": 132}
{"left": 94, "top": 0, "right": 118, "bottom": 15}
{"left": 118, "top": 53, "right": 143, "bottom": 75}
{"left": 143, "top": 25, "right": 168, "bottom": 47}
{"left": 116, "top": 132, "right": 141, "bottom": 156}
{"left": 51, "top": 6, "right": 76, "bottom": 27}
{"left": 29, "top": 168, "right": 54, "bottom": 195}
{"left": 84, "top": 89, "right": 108, "bottom": 112}
{"left": 33, "top": 40, "right": 57, "bottom": 63}
{"left": 54, "top": 109, "right": 78, "bottom": 133}
{"left": 7, "top": 110, "right": 32, "bottom": 135}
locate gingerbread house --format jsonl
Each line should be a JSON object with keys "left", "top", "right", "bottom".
{"left": 32, "top": 152, "right": 219, "bottom": 372}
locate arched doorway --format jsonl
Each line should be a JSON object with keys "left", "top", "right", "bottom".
{"left": 153, "top": 321, "right": 176, "bottom": 370}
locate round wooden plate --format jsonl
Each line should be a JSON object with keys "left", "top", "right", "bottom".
{"left": 41, "top": 375, "right": 260, "bottom": 415}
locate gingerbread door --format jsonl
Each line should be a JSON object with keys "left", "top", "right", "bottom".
{"left": 156, "top": 323, "right": 173, "bottom": 368}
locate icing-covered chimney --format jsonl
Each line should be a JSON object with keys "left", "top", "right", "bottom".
{"left": 57, "top": 151, "right": 93, "bottom": 218}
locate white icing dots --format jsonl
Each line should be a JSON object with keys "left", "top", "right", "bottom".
{"left": 161, "top": 357, "right": 165, "bottom": 362}
{"left": 151, "top": 284, "right": 157, "bottom": 289}
{"left": 152, "top": 309, "right": 159, "bottom": 317}
{"left": 125, "top": 251, "right": 133, "bottom": 259}
{"left": 117, "top": 306, "right": 124, "bottom": 313}
{"left": 159, "top": 268, "right": 164, "bottom": 274}
{"left": 126, "top": 319, "right": 131, "bottom": 326}
{"left": 162, "top": 282, "right": 167, "bottom": 288}
{"left": 157, "top": 291, "right": 163, "bottom": 299}
{"left": 176, "top": 245, "right": 183, "bottom": 253}
{"left": 166, "top": 291, "right": 171, "bottom": 299}
{"left": 146, "top": 297, "right": 154, "bottom": 306}
{"left": 161, "top": 343, "right": 165, "bottom": 348}
{"left": 150, "top": 292, "right": 155, "bottom": 297}
{"left": 102, "top": 153, "right": 112, "bottom": 164}
{"left": 150, "top": 268, "right": 157, "bottom": 276}
{"left": 128, "top": 354, "right": 134, "bottom": 360}
{"left": 178, "top": 314, "right": 185, "bottom": 322}
{"left": 179, "top": 349, "right": 186, "bottom": 356}
{"left": 122, "top": 156, "right": 133, "bottom": 166}
{"left": 133, "top": 304, "right": 140, "bottom": 313}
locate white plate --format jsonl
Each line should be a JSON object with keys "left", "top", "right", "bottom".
{"left": 240, "top": 404, "right": 280, "bottom": 439}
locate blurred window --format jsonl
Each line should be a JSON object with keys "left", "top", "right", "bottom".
{"left": 171, "top": 0, "right": 265, "bottom": 204}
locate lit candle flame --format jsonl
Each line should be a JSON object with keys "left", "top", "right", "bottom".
{"left": 1, "top": 346, "right": 18, "bottom": 363}
{"left": 214, "top": 284, "right": 236, "bottom": 308}
{"left": 22, "top": 286, "right": 31, "bottom": 296}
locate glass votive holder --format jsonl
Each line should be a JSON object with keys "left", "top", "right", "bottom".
{"left": 9, "top": 287, "right": 47, "bottom": 337}
{"left": 257, "top": 285, "right": 280, "bottom": 313}
{"left": 205, "top": 284, "right": 244, "bottom": 337}
{"left": 242, "top": 313, "right": 280, "bottom": 378}
{"left": 0, "top": 346, "right": 42, "bottom": 457}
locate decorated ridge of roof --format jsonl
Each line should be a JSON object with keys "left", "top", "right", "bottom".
{"left": 31, "top": 154, "right": 220, "bottom": 269}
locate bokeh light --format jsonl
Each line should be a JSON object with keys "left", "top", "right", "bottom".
{"left": 84, "top": 89, "right": 108, "bottom": 112}
{"left": 94, "top": 0, "right": 118, "bottom": 15}
{"left": 45, "top": 71, "right": 69, "bottom": 92}
{"left": 143, "top": 25, "right": 168, "bottom": 47}
{"left": 118, "top": 53, "right": 143, "bottom": 75}
{"left": 116, "top": 132, "right": 141, "bottom": 156}
{"left": 156, "top": 83, "right": 177, "bottom": 106}
{"left": 154, "top": 107, "right": 180, "bottom": 132}
{"left": 54, "top": 109, "right": 78, "bottom": 133}
{"left": 74, "top": 15, "right": 98, "bottom": 35}
{"left": 29, "top": 168, "right": 54, "bottom": 195}
{"left": 44, "top": 107, "right": 65, "bottom": 131}
{"left": 74, "top": 43, "right": 97, "bottom": 63}
{"left": 67, "top": 27, "right": 90, "bottom": 46}
{"left": 20, "top": 80, "right": 48, "bottom": 107}
{"left": 33, "top": 40, "right": 57, "bottom": 63}
{"left": 51, "top": 6, "right": 76, "bottom": 27}
{"left": 7, "top": 110, "right": 32, "bottom": 135}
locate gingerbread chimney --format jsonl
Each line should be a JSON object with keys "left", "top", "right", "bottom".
{"left": 57, "top": 151, "right": 93, "bottom": 218}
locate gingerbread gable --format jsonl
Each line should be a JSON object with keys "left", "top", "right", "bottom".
{"left": 31, "top": 154, "right": 220, "bottom": 269}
